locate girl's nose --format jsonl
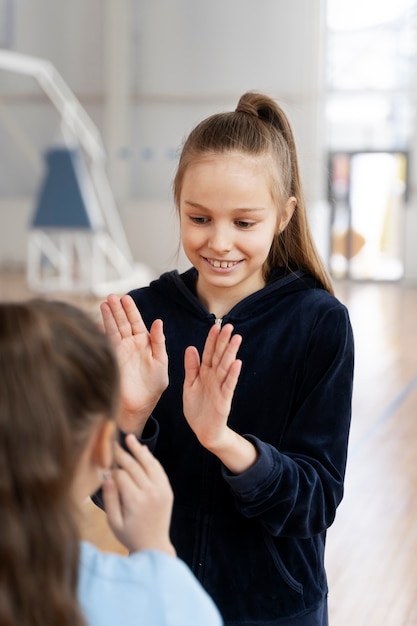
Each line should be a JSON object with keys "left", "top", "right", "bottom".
{"left": 208, "top": 226, "right": 232, "bottom": 253}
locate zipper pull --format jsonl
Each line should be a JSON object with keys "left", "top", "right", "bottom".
{"left": 214, "top": 317, "right": 223, "bottom": 326}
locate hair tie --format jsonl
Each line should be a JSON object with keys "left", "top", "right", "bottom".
{"left": 235, "top": 101, "right": 258, "bottom": 117}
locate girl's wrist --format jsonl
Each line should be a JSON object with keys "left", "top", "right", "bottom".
{"left": 204, "top": 428, "right": 259, "bottom": 475}
{"left": 118, "top": 394, "right": 162, "bottom": 435}
{"left": 117, "top": 409, "right": 151, "bottom": 437}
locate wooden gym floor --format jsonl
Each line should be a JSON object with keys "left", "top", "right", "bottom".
{"left": 1, "top": 269, "right": 416, "bottom": 625}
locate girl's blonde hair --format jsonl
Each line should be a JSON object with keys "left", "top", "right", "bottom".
{"left": 173, "top": 91, "right": 333, "bottom": 294}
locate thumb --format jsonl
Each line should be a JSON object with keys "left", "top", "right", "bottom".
{"left": 184, "top": 345, "right": 201, "bottom": 387}
{"left": 149, "top": 319, "right": 167, "bottom": 361}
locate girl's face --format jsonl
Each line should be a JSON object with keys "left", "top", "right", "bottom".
{"left": 179, "top": 152, "right": 294, "bottom": 309}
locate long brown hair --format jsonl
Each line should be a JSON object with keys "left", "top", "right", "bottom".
{"left": 173, "top": 91, "right": 333, "bottom": 294}
{"left": 0, "top": 299, "right": 120, "bottom": 626}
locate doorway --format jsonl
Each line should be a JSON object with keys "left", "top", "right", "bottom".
{"left": 328, "top": 150, "right": 408, "bottom": 281}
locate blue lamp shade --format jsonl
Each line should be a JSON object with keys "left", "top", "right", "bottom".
{"left": 30, "top": 147, "right": 104, "bottom": 230}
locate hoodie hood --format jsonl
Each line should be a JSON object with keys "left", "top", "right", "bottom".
{"left": 148, "top": 266, "right": 323, "bottom": 325}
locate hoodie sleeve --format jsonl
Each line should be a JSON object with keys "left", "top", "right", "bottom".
{"left": 118, "top": 416, "right": 160, "bottom": 452}
{"left": 221, "top": 303, "right": 354, "bottom": 538}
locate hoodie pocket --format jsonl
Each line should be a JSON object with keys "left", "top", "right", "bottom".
{"left": 199, "top": 516, "right": 307, "bottom": 622}
{"left": 262, "top": 528, "right": 303, "bottom": 595}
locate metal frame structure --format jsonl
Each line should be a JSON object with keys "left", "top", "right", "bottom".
{"left": 0, "top": 48, "right": 151, "bottom": 295}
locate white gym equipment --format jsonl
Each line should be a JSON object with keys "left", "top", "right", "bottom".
{"left": 0, "top": 48, "right": 152, "bottom": 296}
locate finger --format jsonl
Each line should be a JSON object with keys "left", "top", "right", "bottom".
{"left": 211, "top": 334, "right": 242, "bottom": 387}
{"left": 200, "top": 323, "right": 221, "bottom": 367}
{"left": 211, "top": 324, "right": 235, "bottom": 366}
{"left": 100, "top": 300, "right": 122, "bottom": 343}
{"left": 220, "top": 332, "right": 242, "bottom": 368}
{"left": 184, "top": 345, "right": 201, "bottom": 387}
{"left": 149, "top": 319, "right": 167, "bottom": 362}
{"left": 113, "top": 441, "right": 150, "bottom": 486}
{"left": 101, "top": 294, "right": 136, "bottom": 338}
{"left": 102, "top": 475, "right": 124, "bottom": 529}
{"left": 122, "top": 435, "right": 167, "bottom": 484}
{"left": 210, "top": 326, "right": 242, "bottom": 377}
{"left": 111, "top": 465, "right": 145, "bottom": 502}
{"left": 125, "top": 434, "right": 165, "bottom": 474}
{"left": 120, "top": 295, "right": 150, "bottom": 337}
{"left": 222, "top": 359, "right": 243, "bottom": 395}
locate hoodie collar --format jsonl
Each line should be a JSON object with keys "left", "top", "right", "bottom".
{"left": 152, "top": 266, "right": 318, "bottom": 323}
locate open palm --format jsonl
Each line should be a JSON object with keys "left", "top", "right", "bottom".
{"left": 100, "top": 294, "right": 168, "bottom": 434}
{"left": 183, "top": 323, "right": 242, "bottom": 449}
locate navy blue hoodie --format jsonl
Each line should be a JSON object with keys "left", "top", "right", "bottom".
{"left": 123, "top": 267, "right": 353, "bottom": 625}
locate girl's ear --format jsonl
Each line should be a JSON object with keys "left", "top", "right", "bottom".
{"left": 278, "top": 196, "right": 296, "bottom": 233}
{"left": 91, "top": 419, "right": 116, "bottom": 470}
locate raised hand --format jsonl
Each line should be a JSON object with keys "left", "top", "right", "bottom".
{"left": 183, "top": 324, "right": 258, "bottom": 474}
{"left": 103, "top": 434, "right": 175, "bottom": 555}
{"left": 183, "top": 323, "right": 242, "bottom": 450}
{"left": 100, "top": 294, "right": 168, "bottom": 434}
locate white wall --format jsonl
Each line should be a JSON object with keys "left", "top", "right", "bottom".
{"left": 0, "top": 0, "right": 328, "bottom": 278}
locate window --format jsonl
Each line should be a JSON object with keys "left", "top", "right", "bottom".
{"left": 325, "top": 0, "right": 417, "bottom": 280}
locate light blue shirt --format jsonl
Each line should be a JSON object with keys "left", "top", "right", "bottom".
{"left": 78, "top": 541, "right": 223, "bottom": 626}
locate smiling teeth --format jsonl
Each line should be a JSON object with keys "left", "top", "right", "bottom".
{"left": 209, "top": 259, "right": 238, "bottom": 268}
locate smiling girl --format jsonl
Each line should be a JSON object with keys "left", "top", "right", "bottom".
{"left": 97, "top": 91, "right": 354, "bottom": 626}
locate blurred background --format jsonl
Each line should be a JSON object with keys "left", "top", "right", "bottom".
{"left": 0, "top": 0, "right": 416, "bottom": 293}
{"left": 1, "top": 1, "right": 417, "bottom": 625}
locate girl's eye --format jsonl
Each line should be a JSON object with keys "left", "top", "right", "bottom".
{"left": 235, "top": 220, "right": 254, "bottom": 229}
{"left": 190, "top": 216, "right": 209, "bottom": 224}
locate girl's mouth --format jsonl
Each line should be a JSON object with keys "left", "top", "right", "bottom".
{"left": 204, "top": 257, "right": 241, "bottom": 270}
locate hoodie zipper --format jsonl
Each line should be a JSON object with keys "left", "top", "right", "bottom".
{"left": 207, "top": 271, "right": 304, "bottom": 327}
